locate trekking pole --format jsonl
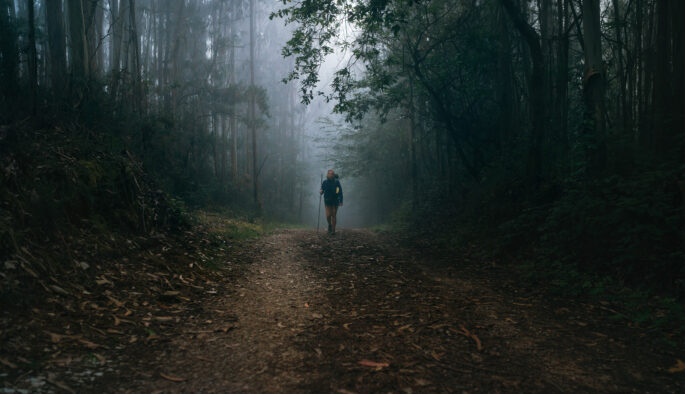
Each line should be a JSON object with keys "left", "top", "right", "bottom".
{"left": 317, "top": 174, "right": 323, "bottom": 233}
{"left": 338, "top": 203, "right": 342, "bottom": 240}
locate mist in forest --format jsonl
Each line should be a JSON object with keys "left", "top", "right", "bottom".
{"left": 1, "top": 0, "right": 684, "bottom": 391}
{"left": 1, "top": 0, "right": 683, "bottom": 303}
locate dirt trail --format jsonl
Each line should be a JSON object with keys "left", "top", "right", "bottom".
{"left": 129, "top": 229, "right": 680, "bottom": 393}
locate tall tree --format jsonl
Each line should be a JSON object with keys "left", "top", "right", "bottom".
{"left": 128, "top": 0, "right": 141, "bottom": 112}
{"left": 582, "top": 0, "right": 607, "bottom": 172}
{"left": 652, "top": 0, "right": 677, "bottom": 153}
{"left": 556, "top": 0, "right": 569, "bottom": 143}
{"left": 27, "top": 0, "right": 38, "bottom": 114}
{"left": 46, "top": 0, "right": 67, "bottom": 96}
{"left": 0, "top": 0, "right": 19, "bottom": 109}
{"left": 67, "top": 0, "right": 90, "bottom": 81}
{"left": 500, "top": 0, "right": 546, "bottom": 183}
{"left": 612, "top": 0, "right": 627, "bottom": 132}
{"left": 249, "top": 0, "right": 260, "bottom": 207}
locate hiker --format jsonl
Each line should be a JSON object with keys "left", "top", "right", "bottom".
{"left": 320, "top": 169, "right": 343, "bottom": 234}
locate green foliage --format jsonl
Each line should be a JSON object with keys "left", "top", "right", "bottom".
{"left": 537, "top": 172, "right": 684, "bottom": 291}
{"left": 0, "top": 120, "right": 192, "bottom": 259}
{"left": 198, "top": 211, "right": 299, "bottom": 241}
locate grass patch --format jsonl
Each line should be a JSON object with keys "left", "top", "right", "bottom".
{"left": 196, "top": 210, "right": 302, "bottom": 240}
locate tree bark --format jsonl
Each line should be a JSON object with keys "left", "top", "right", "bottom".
{"left": 129, "top": 0, "right": 141, "bottom": 112}
{"left": 556, "top": 0, "right": 569, "bottom": 145}
{"left": 408, "top": 74, "right": 418, "bottom": 209}
{"left": 582, "top": 0, "right": 606, "bottom": 173}
{"left": 500, "top": 0, "right": 546, "bottom": 184}
{"left": 95, "top": 0, "right": 104, "bottom": 74}
{"left": 67, "top": 0, "right": 90, "bottom": 80}
{"left": 109, "top": 0, "right": 120, "bottom": 71}
{"left": 46, "top": 0, "right": 67, "bottom": 96}
{"left": 170, "top": 0, "right": 185, "bottom": 116}
{"left": 249, "top": 0, "right": 260, "bottom": 208}
{"left": 85, "top": 0, "right": 100, "bottom": 76}
{"left": 0, "top": 0, "right": 19, "bottom": 107}
{"left": 674, "top": 0, "right": 685, "bottom": 152}
{"left": 229, "top": 19, "right": 238, "bottom": 182}
{"left": 612, "top": 0, "right": 627, "bottom": 133}
{"left": 27, "top": 0, "right": 38, "bottom": 114}
{"left": 495, "top": 3, "right": 514, "bottom": 145}
{"left": 653, "top": 0, "right": 673, "bottom": 153}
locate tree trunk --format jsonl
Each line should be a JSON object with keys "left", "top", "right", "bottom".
{"left": 110, "top": 0, "right": 127, "bottom": 100}
{"left": 0, "top": 0, "right": 19, "bottom": 108}
{"left": 129, "top": 0, "right": 141, "bottom": 112}
{"left": 249, "top": 0, "right": 260, "bottom": 208}
{"left": 170, "top": 0, "right": 185, "bottom": 117}
{"left": 67, "top": 0, "right": 90, "bottom": 80}
{"left": 85, "top": 0, "right": 99, "bottom": 76}
{"left": 612, "top": 0, "right": 627, "bottom": 133}
{"left": 109, "top": 0, "right": 120, "bottom": 71}
{"left": 496, "top": 2, "right": 514, "bottom": 145}
{"left": 46, "top": 0, "right": 66, "bottom": 96}
{"left": 582, "top": 0, "right": 606, "bottom": 173}
{"left": 540, "top": 0, "right": 553, "bottom": 114}
{"left": 221, "top": 115, "right": 228, "bottom": 183}
{"left": 213, "top": 114, "right": 220, "bottom": 177}
{"left": 653, "top": 0, "right": 673, "bottom": 153}
{"left": 674, "top": 0, "right": 685, "bottom": 152}
{"left": 95, "top": 0, "right": 104, "bottom": 75}
{"left": 230, "top": 22, "right": 238, "bottom": 182}
{"left": 27, "top": 0, "right": 37, "bottom": 114}
{"left": 409, "top": 78, "right": 418, "bottom": 210}
{"left": 556, "top": 0, "right": 569, "bottom": 146}
{"left": 500, "top": 0, "right": 546, "bottom": 184}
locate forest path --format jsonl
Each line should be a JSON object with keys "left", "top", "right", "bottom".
{"left": 132, "top": 229, "right": 680, "bottom": 393}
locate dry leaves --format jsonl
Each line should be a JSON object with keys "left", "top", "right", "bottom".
{"left": 358, "top": 360, "right": 389, "bottom": 368}
{"left": 454, "top": 325, "right": 482, "bottom": 351}
{"left": 0, "top": 358, "right": 17, "bottom": 369}
{"left": 667, "top": 359, "right": 685, "bottom": 373}
{"left": 160, "top": 372, "right": 187, "bottom": 382}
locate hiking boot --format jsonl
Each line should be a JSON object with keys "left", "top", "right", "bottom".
{"left": 328, "top": 224, "right": 332, "bottom": 233}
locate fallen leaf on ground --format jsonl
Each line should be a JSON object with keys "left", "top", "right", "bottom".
{"left": 94, "top": 353, "right": 106, "bottom": 365}
{"left": 107, "top": 295, "right": 124, "bottom": 307}
{"left": 47, "top": 378, "right": 75, "bottom": 393}
{"left": 358, "top": 360, "right": 389, "bottom": 368}
{"left": 160, "top": 372, "right": 186, "bottom": 382}
{"left": 0, "top": 358, "right": 17, "bottom": 369}
{"left": 50, "top": 285, "right": 69, "bottom": 295}
{"left": 667, "top": 359, "right": 685, "bottom": 373}
{"left": 45, "top": 331, "right": 63, "bottom": 343}
{"left": 78, "top": 339, "right": 101, "bottom": 349}
{"left": 459, "top": 325, "right": 482, "bottom": 351}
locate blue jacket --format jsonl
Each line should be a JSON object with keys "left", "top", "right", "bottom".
{"left": 321, "top": 178, "right": 343, "bottom": 206}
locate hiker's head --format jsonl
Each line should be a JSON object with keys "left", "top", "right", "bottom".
{"left": 327, "top": 169, "right": 335, "bottom": 180}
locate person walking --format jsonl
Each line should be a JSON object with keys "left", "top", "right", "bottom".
{"left": 320, "top": 169, "right": 343, "bottom": 234}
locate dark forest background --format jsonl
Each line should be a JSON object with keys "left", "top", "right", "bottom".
{"left": 276, "top": 0, "right": 684, "bottom": 301}
{"left": 0, "top": 0, "right": 683, "bottom": 312}
{"left": 0, "top": 0, "right": 316, "bottom": 254}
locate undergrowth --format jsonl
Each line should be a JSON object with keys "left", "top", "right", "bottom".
{"left": 380, "top": 170, "right": 685, "bottom": 347}
{"left": 197, "top": 210, "right": 303, "bottom": 241}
